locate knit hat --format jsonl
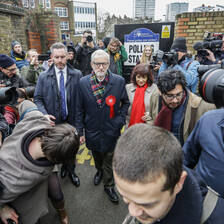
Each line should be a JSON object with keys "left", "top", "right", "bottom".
{"left": 170, "top": 37, "right": 187, "bottom": 52}
{"left": 67, "top": 45, "right": 75, "bottom": 53}
{"left": 12, "top": 40, "right": 21, "bottom": 50}
{"left": 0, "top": 54, "right": 15, "bottom": 68}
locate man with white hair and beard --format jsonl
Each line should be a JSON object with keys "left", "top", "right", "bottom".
{"left": 75, "top": 49, "right": 129, "bottom": 202}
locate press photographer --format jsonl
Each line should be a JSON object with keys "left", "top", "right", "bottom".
{"left": 193, "top": 32, "right": 224, "bottom": 65}
{"left": 159, "top": 37, "right": 200, "bottom": 93}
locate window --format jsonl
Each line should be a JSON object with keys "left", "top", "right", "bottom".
{"left": 82, "top": 7, "right": 84, "bottom": 13}
{"left": 74, "top": 7, "right": 76, "bottom": 13}
{"left": 85, "top": 8, "right": 87, "bottom": 13}
{"left": 60, "top": 21, "right": 69, "bottom": 30}
{"left": 45, "top": 0, "right": 50, "bottom": 9}
{"left": 93, "top": 8, "right": 95, "bottom": 14}
{"left": 55, "top": 7, "right": 68, "bottom": 17}
{"left": 77, "top": 7, "right": 80, "bottom": 13}
{"left": 23, "top": 0, "right": 29, "bottom": 7}
{"left": 30, "top": 0, "right": 35, "bottom": 7}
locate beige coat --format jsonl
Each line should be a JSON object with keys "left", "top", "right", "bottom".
{"left": 125, "top": 83, "right": 157, "bottom": 128}
{"left": 146, "top": 89, "right": 216, "bottom": 144}
{"left": 0, "top": 100, "right": 53, "bottom": 224}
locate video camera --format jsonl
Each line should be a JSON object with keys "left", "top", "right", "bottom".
{"left": 162, "top": 51, "right": 178, "bottom": 65}
{"left": 149, "top": 50, "right": 164, "bottom": 69}
{"left": 193, "top": 31, "right": 223, "bottom": 59}
{"left": 0, "top": 87, "right": 19, "bottom": 106}
{"left": 197, "top": 59, "right": 224, "bottom": 108}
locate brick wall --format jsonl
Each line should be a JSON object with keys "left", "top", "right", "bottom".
{"left": 175, "top": 11, "right": 224, "bottom": 54}
{"left": 0, "top": 3, "right": 61, "bottom": 55}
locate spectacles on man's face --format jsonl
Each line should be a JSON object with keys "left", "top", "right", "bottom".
{"left": 163, "top": 91, "right": 184, "bottom": 101}
{"left": 93, "top": 62, "right": 109, "bottom": 67}
{"left": 4, "top": 67, "right": 17, "bottom": 72}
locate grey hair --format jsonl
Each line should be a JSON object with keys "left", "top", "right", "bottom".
{"left": 91, "top": 49, "right": 109, "bottom": 63}
{"left": 50, "top": 42, "right": 67, "bottom": 54}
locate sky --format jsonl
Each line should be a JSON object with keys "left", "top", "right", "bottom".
{"left": 81, "top": 0, "right": 224, "bottom": 20}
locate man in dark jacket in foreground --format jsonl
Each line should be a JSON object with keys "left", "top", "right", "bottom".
{"left": 113, "top": 124, "right": 224, "bottom": 224}
{"left": 34, "top": 42, "right": 82, "bottom": 188}
{"left": 75, "top": 49, "right": 129, "bottom": 202}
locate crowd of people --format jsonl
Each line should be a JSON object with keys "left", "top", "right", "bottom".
{"left": 0, "top": 29, "right": 223, "bottom": 224}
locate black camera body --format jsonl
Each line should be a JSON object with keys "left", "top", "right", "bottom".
{"left": 86, "top": 35, "right": 93, "bottom": 43}
{"left": 149, "top": 53, "right": 159, "bottom": 69}
{"left": 162, "top": 51, "right": 178, "bottom": 64}
{"left": 38, "top": 54, "right": 51, "bottom": 62}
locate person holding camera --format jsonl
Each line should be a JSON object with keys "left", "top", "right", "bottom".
{"left": 21, "top": 49, "right": 46, "bottom": 84}
{"left": 159, "top": 37, "right": 200, "bottom": 93}
{"left": 105, "top": 37, "right": 128, "bottom": 76}
{"left": 75, "top": 30, "right": 99, "bottom": 76}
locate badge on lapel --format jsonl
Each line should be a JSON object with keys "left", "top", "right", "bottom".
{"left": 106, "top": 95, "right": 116, "bottom": 118}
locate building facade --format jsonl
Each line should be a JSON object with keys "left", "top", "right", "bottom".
{"left": 133, "top": 0, "right": 155, "bottom": 20}
{"left": 166, "top": 2, "right": 188, "bottom": 21}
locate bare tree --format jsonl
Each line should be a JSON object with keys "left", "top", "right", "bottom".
{"left": 97, "top": 9, "right": 112, "bottom": 39}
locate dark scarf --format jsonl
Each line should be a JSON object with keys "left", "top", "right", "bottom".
{"left": 90, "top": 71, "right": 109, "bottom": 106}
{"left": 154, "top": 91, "right": 186, "bottom": 131}
{"left": 13, "top": 50, "right": 26, "bottom": 60}
{"left": 129, "top": 83, "right": 148, "bottom": 127}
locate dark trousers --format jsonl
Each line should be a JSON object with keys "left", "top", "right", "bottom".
{"left": 92, "top": 150, "right": 114, "bottom": 189}
{"left": 61, "top": 163, "right": 76, "bottom": 174}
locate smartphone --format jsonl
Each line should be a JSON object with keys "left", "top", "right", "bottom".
{"left": 38, "top": 54, "right": 51, "bottom": 61}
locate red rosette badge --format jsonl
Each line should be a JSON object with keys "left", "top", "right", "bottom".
{"left": 106, "top": 95, "right": 116, "bottom": 118}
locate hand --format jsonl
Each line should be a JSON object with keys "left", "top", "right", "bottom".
{"left": 47, "top": 59, "right": 53, "bottom": 67}
{"left": 141, "top": 112, "right": 149, "bottom": 122}
{"left": 206, "top": 49, "right": 216, "bottom": 63}
{"left": 86, "top": 41, "right": 94, "bottom": 49}
{"left": 0, "top": 80, "right": 6, "bottom": 88}
{"left": 154, "top": 64, "right": 161, "bottom": 71}
{"left": 44, "top": 114, "right": 56, "bottom": 126}
{"left": 30, "top": 55, "right": 39, "bottom": 66}
{"left": 118, "top": 41, "right": 122, "bottom": 47}
{"left": 0, "top": 205, "right": 19, "bottom": 224}
{"left": 80, "top": 136, "right": 85, "bottom": 144}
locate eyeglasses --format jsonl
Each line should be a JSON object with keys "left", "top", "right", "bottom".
{"left": 93, "top": 62, "right": 109, "bottom": 67}
{"left": 163, "top": 91, "right": 184, "bottom": 101}
{"left": 4, "top": 68, "right": 17, "bottom": 72}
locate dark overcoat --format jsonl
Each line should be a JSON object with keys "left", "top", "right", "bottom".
{"left": 34, "top": 63, "right": 82, "bottom": 126}
{"left": 75, "top": 71, "right": 130, "bottom": 153}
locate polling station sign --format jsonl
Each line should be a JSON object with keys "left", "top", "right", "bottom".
{"left": 124, "top": 28, "right": 160, "bottom": 66}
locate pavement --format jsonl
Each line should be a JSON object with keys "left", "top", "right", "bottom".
{"left": 41, "top": 144, "right": 128, "bottom": 224}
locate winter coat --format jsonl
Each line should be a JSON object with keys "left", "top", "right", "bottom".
{"left": 34, "top": 63, "right": 82, "bottom": 126}
{"left": 183, "top": 109, "right": 224, "bottom": 198}
{"left": 75, "top": 71, "right": 130, "bottom": 153}
{"left": 159, "top": 57, "right": 200, "bottom": 93}
{"left": 146, "top": 89, "right": 216, "bottom": 145}
{"left": 0, "top": 100, "right": 53, "bottom": 224}
{"left": 122, "top": 167, "right": 224, "bottom": 224}
{"left": 105, "top": 45, "right": 128, "bottom": 76}
{"left": 75, "top": 43, "right": 99, "bottom": 76}
{"left": 10, "top": 50, "right": 29, "bottom": 71}
{"left": 125, "top": 83, "right": 157, "bottom": 127}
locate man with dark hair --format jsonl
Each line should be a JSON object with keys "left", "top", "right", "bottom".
{"left": 10, "top": 40, "right": 29, "bottom": 71}
{"left": 75, "top": 49, "right": 129, "bottom": 202}
{"left": 113, "top": 124, "right": 224, "bottom": 224}
{"left": 146, "top": 69, "right": 215, "bottom": 145}
{"left": 75, "top": 29, "right": 99, "bottom": 76}
{"left": 34, "top": 42, "right": 82, "bottom": 188}
{"left": 0, "top": 100, "right": 79, "bottom": 224}
{"left": 159, "top": 37, "right": 199, "bottom": 93}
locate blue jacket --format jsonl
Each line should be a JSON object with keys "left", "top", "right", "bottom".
{"left": 34, "top": 64, "right": 82, "bottom": 126}
{"left": 10, "top": 50, "right": 29, "bottom": 71}
{"left": 159, "top": 57, "right": 200, "bottom": 93}
{"left": 183, "top": 109, "right": 224, "bottom": 198}
{"left": 75, "top": 71, "right": 130, "bottom": 153}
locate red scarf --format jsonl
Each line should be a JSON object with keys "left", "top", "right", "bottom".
{"left": 129, "top": 83, "right": 148, "bottom": 127}
{"left": 154, "top": 92, "right": 186, "bottom": 131}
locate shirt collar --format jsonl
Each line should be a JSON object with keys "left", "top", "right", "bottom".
{"left": 54, "top": 65, "right": 67, "bottom": 75}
